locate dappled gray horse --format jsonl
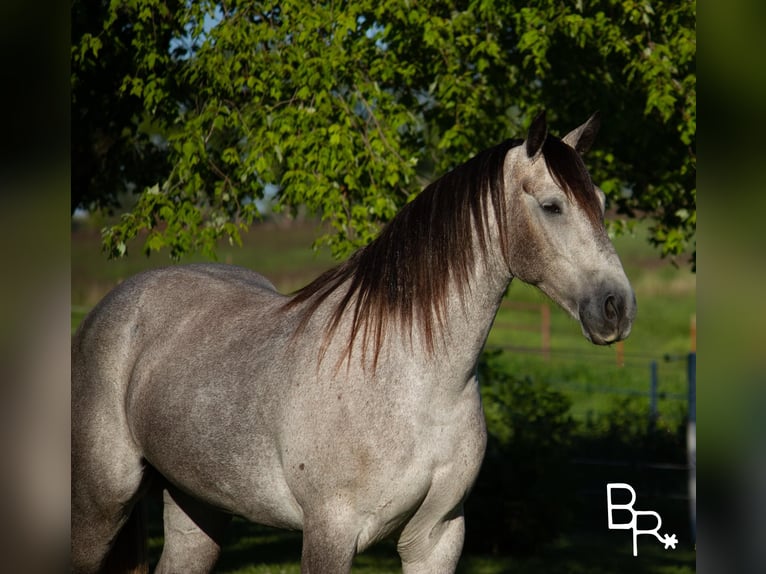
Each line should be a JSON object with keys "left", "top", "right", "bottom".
{"left": 72, "top": 112, "right": 636, "bottom": 573}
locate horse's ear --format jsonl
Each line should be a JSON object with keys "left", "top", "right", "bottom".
{"left": 525, "top": 110, "right": 547, "bottom": 160}
{"left": 562, "top": 111, "right": 601, "bottom": 155}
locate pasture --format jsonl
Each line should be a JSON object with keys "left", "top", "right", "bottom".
{"left": 144, "top": 520, "right": 695, "bottom": 573}
{"left": 71, "top": 216, "right": 695, "bottom": 573}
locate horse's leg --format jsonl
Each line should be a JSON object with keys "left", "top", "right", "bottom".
{"left": 398, "top": 509, "right": 465, "bottom": 574}
{"left": 154, "top": 486, "right": 232, "bottom": 574}
{"left": 71, "top": 447, "right": 149, "bottom": 574}
{"left": 299, "top": 512, "right": 357, "bottom": 574}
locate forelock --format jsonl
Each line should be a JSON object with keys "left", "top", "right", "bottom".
{"left": 542, "top": 136, "right": 603, "bottom": 226}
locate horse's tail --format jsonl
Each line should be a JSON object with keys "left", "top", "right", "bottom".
{"left": 103, "top": 501, "right": 148, "bottom": 574}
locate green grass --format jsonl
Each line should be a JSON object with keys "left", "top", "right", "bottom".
{"left": 144, "top": 517, "right": 694, "bottom": 574}
{"left": 145, "top": 518, "right": 694, "bottom": 573}
{"left": 71, "top": 219, "right": 336, "bottom": 304}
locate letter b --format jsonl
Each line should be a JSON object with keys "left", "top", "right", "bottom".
{"left": 607, "top": 483, "right": 636, "bottom": 530}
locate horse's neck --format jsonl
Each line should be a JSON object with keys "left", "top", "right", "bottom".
{"left": 430, "top": 251, "right": 512, "bottom": 374}
{"left": 374, "top": 239, "right": 512, "bottom": 391}
{"left": 299, "top": 213, "right": 514, "bottom": 390}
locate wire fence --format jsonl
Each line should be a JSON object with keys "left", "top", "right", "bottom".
{"left": 487, "top": 303, "right": 697, "bottom": 542}
{"left": 488, "top": 301, "right": 694, "bottom": 422}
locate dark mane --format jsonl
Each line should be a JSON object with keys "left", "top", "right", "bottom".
{"left": 285, "top": 134, "right": 599, "bottom": 368}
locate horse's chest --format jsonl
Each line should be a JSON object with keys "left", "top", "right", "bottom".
{"left": 355, "top": 386, "right": 487, "bottom": 549}
{"left": 280, "top": 377, "right": 486, "bottom": 542}
{"left": 361, "top": 383, "right": 487, "bottom": 508}
{"left": 414, "top": 386, "right": 487, "bottom": 487}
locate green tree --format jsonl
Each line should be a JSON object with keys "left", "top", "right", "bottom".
{"left": 72, "top": 0, "right": 184, "bottom": 215}
{"left": 72, "top": 0, "right": 695, "bottom": 266}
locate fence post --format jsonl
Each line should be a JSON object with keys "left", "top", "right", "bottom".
{"left": 649, "top": 360, "right": 658, "bottom": 430}
{"left": 687, "top": 352, "right": 696, "bottom": 543}
{"left": 541, "top": 304, "right": 550, "bottom": 360}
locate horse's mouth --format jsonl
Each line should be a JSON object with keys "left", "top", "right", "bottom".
{"left": 580, "top": 324, "right": 631, "bottom": 346}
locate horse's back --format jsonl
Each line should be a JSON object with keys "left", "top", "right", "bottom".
{"left": 73, "top": 262, "right": 284, "bottom": 427}
{"left": 73, "top": 263, "right": 280, "bottom": 380}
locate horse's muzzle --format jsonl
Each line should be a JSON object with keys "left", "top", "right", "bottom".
{"left": 578, "top": 289, "right": 636, "bottom": 345}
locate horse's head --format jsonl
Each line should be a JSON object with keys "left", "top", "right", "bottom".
{"left": 505, "top": 112, "right": 636, "bottom": 345}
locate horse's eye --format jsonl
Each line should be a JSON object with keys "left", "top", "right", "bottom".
{"left": 542, "top": 202, "right": 562, "bottom": 215}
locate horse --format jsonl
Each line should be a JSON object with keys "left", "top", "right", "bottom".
{"left": 72, "top": 111, "right": 636, "bottom": 573}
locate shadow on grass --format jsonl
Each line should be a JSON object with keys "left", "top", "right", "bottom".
{"left": 492, "top": 532, "right": 695, "bottom": 574}
{"left": 146, "top": 503, "right": 694, "bottom": 574}
{"left": 215, "top": 519, "right": 303, "bottom": 573}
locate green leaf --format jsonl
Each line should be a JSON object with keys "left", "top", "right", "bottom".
{"left": 77, "top": 0, "right": 694, "bottom": 269}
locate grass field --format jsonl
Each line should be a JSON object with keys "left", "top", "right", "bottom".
{"left": 71, "top": 216, "right": 696, "bottom": 572}
{"left": 143, "top": 514, "right": 695, "bottom": 574}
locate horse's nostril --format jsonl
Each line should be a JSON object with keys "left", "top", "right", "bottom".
{"left": 604, "top": 295, "right": 619, "bottom": 321}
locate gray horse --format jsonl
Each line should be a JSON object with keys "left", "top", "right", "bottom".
{"left": 72, "top": 112, "right": 636, "bottom": 573}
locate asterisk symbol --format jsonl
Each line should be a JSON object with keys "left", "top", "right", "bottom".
{"left": 661, "top": 533, "right": 678, "bottom": 550}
